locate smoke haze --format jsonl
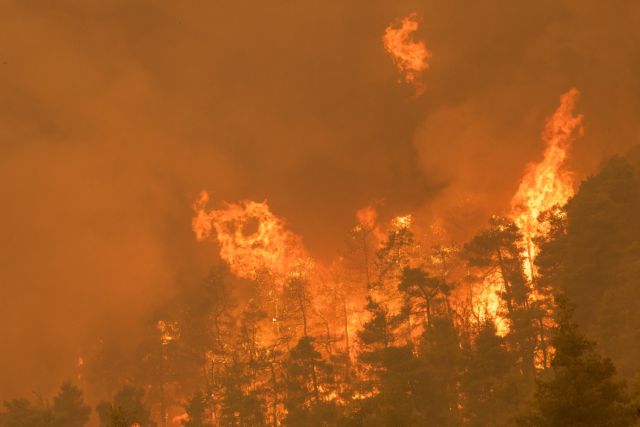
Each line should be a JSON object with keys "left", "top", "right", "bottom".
{"left": 1, "top": 0, "right": 640, "bottom": 400}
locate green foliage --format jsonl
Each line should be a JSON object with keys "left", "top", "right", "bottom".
{"left": 536, "top": 156, "right": 640, "bottom": 377}
{"left": 283, "top": 337, "right": 338, "bottom": 427}
{"left": 9, "top": 155, "right": 640, "bottom": 427}
{"left": 463, "top": 216, "right": 539, "bottom": 375}
{"left": 0, "top": 383, "right": 90, "bottom": 427}
{"left": 518, "top": 296, "right": 637, "bottom": 427}
{"left": 51, "top": 383, "right": 91, "bottom": 427}
{"left": 0, "top": 399, "right": 52, "bottom": 427}
{"left": 399, "top": 267, "right": 450, "bottom": 328}
{"left": 218, "top": 360, "right": 266, "bottom": 427}
{"left": 418, "top": 317, "right": 463, "bottom": 426}
{"left": 96, "top": 386, "right": 154, "bottom": 427}
{"left": 461, "top": 322, "right": 520, "bottom": 426}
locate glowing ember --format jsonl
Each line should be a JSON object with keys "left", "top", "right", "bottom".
{"left": 192, "top": 190, "right": 311, "bottom": 280}
{"left": 383, "top": 12, "right": 431, "bottom": 94}
{"left": 511, "top": 88, "right": 583, "bottom": 280}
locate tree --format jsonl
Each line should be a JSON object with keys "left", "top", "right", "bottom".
{"left": 351, "top": 297, "right": 427, "bottom": 426}
{"left": 418, "top": 316, "right": 463, "bottom": 426}
{"left": 372, "top": 222, "right": 417, "bottom": 302}
{"left": 96, "top": 386, "right": 154, "bottom": 427}
{"left": 536, "top": 156, "right": 640, "bottom": 378}
{"left": 181, "top": 391, "right": 211, "bottom": 427}
{"left": 51, "top": 383, "right": 90, "bottom": 427}
{"left": 518, "top": 295, "right": 637, "bottom": 427}
{"left": 0, "top": 398, "right": 51, "bottom": 427}
{"left": 399, "top": 267, "right": 449, "bottom": 330}
{"left": 0, "top": 383, "right": 90, "bottom": 427}
{"left": 463, "top": 216, "right": 538, "bottom": 376}
{"left": 461, "top": 321, "right": 517, "bottom": 427}
{"left": 283, "top": 337, "right": 337, "bottom": 427}
{"left": 218, "top": 359, "right": 266, "bottom": 427}
{"left": 283, "top": 276, "right": 313, "bottom": 338}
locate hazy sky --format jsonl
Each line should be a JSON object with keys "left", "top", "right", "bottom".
{"left": 1, "top": 0, "right": 639, "bottom": 399}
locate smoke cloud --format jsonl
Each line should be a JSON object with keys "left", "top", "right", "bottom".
{"left": 1, "top": 0, "right": 639, "bottom": 400}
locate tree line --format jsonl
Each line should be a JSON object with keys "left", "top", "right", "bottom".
{"left": 3, "top": 155, "right": 640, "bottom": 427}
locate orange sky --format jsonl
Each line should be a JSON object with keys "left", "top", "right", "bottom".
{"left": 1, "top": 0, "right": 640, "bottom": 400}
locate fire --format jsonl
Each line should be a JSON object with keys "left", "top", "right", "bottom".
{"left": 172, "top": 413, "right": 189, "bottom": 424}
{"left": 192, "top": 190, "right": 311, "bottom": 280}
{"left": 383, "top": 12, "right": 431, "bottom": 94}
{"left": 391, "top": 214, "right": 412, "bottom": 230}
{"left": 479, "top": 273, "right": 508, "bottom": 336}
{"left": 511, "top": 88, "right": 583, "bottom": 280}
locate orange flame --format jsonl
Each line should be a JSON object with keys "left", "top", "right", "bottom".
{"left": 193, "top": 190, "right": 311, "bottom": 280}
{"left": 383, "top": 12, "right": 431, "bottom": 94}
{"left": 391, "top": 214, "right": 412, "bottom": 230}
{"left": 511, "top": 88, "right": 583, "bottom": 280}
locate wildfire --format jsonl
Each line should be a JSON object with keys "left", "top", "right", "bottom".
{"left": 391, "top": 214, "right": 413, "bottom": 230}
{"left": 383, "top": 12, "right": 431, "bottom": 94}
{"left": 511, "top": 88, "right": 583, "bottom": 280}
{"left": 192, "top": 190, "right": 311, "bottom": 280}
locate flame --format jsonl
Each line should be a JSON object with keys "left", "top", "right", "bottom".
{"left": 478, "top": 272, "right": 508, "bottom": 336}
{"left": 391, "top": 214, "right": 412, "bottom": 230}
{"left": 193, "top": 190, "right": 311, "bottom": 280}
{"left": 172, "top": 413, "right": 189, "bottom": 423}
{"left": 383, "top": 12, "right": 431, "bottom": 94}
{"left": 511, "top": 88, "right": 583, "bottom": 280}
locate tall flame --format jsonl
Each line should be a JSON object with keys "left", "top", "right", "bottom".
{"left": 511, "top": 88, "right": 583, "bottom": 279}
{"left": 192, "top": 190, "right": 310, "bottom": 280}
{"left": 383, "top": 12, "right": 431, "bottom": 94}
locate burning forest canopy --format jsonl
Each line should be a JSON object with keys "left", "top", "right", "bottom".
{"left": 2, "top": 1, "right": 640, "bottom": 427}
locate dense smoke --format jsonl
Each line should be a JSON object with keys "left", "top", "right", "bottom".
{"left": 1, "top": 0, "right": 640, "bottom": 402}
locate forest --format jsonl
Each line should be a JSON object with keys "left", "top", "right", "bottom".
{"left": 2, "top": 151, "right": 640, "bottom": 426}
{"left": 3, "top": 2, "right": 640, "bottom": 427}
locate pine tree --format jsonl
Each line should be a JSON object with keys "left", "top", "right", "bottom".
{"left": 463, "top": 216, "right": 538, "bottom": 376}
{"left": 0, "top": 398, "right": 52, "bottom": 427}
{"left": 51, "top": 383, "right": 91, "bottom": 427}
{"left": 518, "top": 295, "right": 637, "bottom": 427}
{"left": 352, "top": 297, "right": 424, "bottom": 426}
{"left": 219, "top": 359, "right": 266, "bottom": 427}
{"left": 536, "top": 157, "right": 640, "bottom": 377}
{"left": 96, "top": 386, "right": 154, "bottom": 427}
{"left": 461, "top": 321, "right": 516, "bottom": 427}
{"left": 399, "top": 266, "right": 449, "bottom": 330}
{"left": 418, "top": 316, "right": 463, "bottom": 426}
{"left": 283, "top": 336, "right": 337, "bottom": 427}
{"left": 182, "top": 391, "right": 211, "bottom": 427}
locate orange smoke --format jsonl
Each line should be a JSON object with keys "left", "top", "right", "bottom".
{"left": 192, "top": 190, "right": 311, "bottom": 280}
{"left": 356, "top": 206, "right": 377, "bottom": 230}
{"left": 511, "top": 88, "right": 583, "bottom": 279}
{"left": 383, "top": 12, "right": 431, "bottom": 94}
